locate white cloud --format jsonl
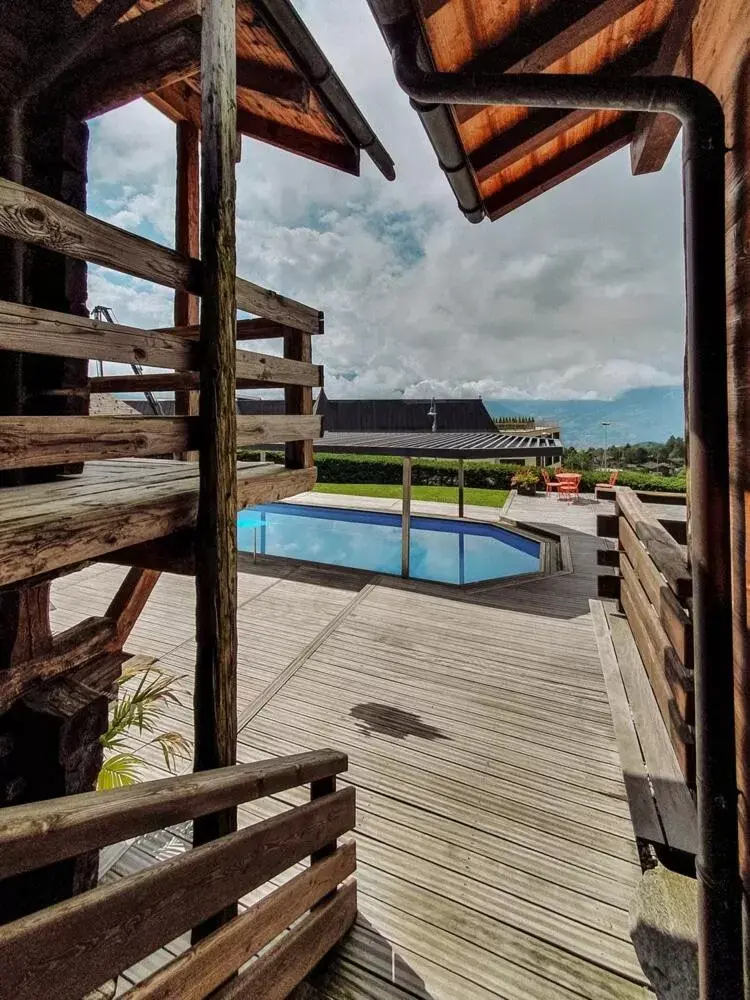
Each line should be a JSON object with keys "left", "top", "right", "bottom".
{"left": 86, "top": 0, "right": 685, "bottom": 402}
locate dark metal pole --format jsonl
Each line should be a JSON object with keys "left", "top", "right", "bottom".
{"left": 386, "top": 28, "right": 741, "bottom": 999}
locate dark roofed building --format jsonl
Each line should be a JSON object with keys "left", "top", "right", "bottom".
{"left": 127, "top": 398, "right": 287, "bottom": 417}
{"left": 315, "top": 391, "right": 496, "bottom": 433}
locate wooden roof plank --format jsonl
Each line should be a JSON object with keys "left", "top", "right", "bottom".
{"left": 630, "top": 0, "right": 699, "bottom": 174}
{"left": 470, "top": 31, "right": 662, "bottom": 182}
{"left": 486, "top": 114, "right": 637, "bottom": 221}
{"left": 236, "top": 108, "right": 359, "bottom": 175}
{"left": 454, "top": 0, "right": 647, "bottom": 127}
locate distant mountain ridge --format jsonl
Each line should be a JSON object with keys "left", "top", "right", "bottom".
{"left": 486, "top": 387, "right": 684, "bottom": 447}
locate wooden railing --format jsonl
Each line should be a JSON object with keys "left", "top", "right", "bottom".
{"left": 597, "top": 487, "right": 694, "bottom": 786}
{"left": 0, "top": 750, "right": 356, "bottom": 1000}
{"left": 0, "top": 177, "right": 322, "bottom": 472}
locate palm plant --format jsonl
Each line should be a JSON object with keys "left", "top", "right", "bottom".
{"left": 98, "top": 662, "right": 191, "bottom": 790}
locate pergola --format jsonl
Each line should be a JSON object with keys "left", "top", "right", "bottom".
{"left": 314, "top": 429, "right": 562, "bottom": 575}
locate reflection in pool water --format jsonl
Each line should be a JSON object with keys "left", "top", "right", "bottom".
{"left": 238, "top": 504, "right": 540, "bottom": 586}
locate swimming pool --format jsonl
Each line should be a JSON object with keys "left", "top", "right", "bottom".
{"left": 237, "top": 503, "right": 541, "bottom": 586}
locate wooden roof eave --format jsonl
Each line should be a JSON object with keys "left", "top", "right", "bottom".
{"left": 63, "top": 0, "right": 394, "bottom": 179}
{"left": 367, "top": 0, "right": 693, "bottom": 221}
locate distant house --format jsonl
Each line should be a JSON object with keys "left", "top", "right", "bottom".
{"left": 314, "top": 391, "right": 496, "bottom": 433}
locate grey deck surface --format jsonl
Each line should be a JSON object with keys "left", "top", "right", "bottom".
{"left": 51, "top": 491, "right": 651, "bottom": 999}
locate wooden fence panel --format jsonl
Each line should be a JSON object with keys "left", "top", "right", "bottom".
{"left": 0, "top": 788, "right": 355, "bottom": 1000}
{"left": 127, "top": 843, "right": 356, "bottom": 1000}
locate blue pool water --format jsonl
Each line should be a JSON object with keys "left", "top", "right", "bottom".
{"left": 238, "top": 503, "right": 540, "bottom": 586}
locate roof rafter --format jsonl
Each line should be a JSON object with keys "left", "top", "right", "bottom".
{"left": 452, "top": 0, "right": 646, "bottom": 127}
{"left": 630, "top": 0, "right": 699, "bottom": 175}
{"left": 470, "top": 31, "right": 662, "bottom": 183}
{"left": 486, "top": 114, "right": 636, "bottom": 221}
{"left": 148, "top": 81, "right": 358, "bottom": 175}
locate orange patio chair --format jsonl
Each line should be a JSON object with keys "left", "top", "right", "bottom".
{"left": 540, "top": 467, "right": 559, "bottom": 496}
{"left": 558, "top": 473, "right": 582, "bottom": 502}
{"left": 596, "top": 469, "right": 619, "bottom": 490}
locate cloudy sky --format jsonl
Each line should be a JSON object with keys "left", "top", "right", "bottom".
{"left": 87, "top": 0, "right": 686, "bottom": 402}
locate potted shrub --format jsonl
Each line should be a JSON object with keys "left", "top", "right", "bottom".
{"left": 511, "top": 468, "right": 540, "bottom": 497}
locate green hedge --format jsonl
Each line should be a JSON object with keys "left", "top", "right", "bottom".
{"left": 238, "top": 449, "right": 687, "bottom": 494}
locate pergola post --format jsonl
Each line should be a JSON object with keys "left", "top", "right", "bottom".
{"left": 458, "top": 458, "right": 465, "bottom": 518}
{"left": 401, "top": 456, "right": 412, "bottom": 578}
{"left": 193, "top": 0, "right": 238, "bottom": 939}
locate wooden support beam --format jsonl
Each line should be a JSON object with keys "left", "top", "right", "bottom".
{"left": 0, "top": 414, "right": 321, "bottom": 469}
{"left": 106, "top": 567, "right": 161, "bottom": 647}
{"left": 87, "top": 0, "right": 201, "bottom": 60}
{"left": 66, "top": 22, "right": 202, "bottom": 120}
{"left": 22, "top": 0, "right": 142, "bottom": 101}
{"left": 193, "top": 0, "right": 238, "bottom": 929}
{"left": 0, "top": 176, "right": 321, "bottom": 332}
{"left": 454, "top": 0, "right": 645, "bottom": 126}
{"left": 486, "top": 116, "right": 636, "bottom": 221}
{"left": 0, "top": 618, "right": 116, "bottom": 711}
{"left": 174, "top": 119, "right": 201, "bottom": 459}
{"left": 284, "top": 331, "right": 314, "bottom": 469}
{"left": 630, "top": 0, "right": 698, "bottom": 175}
{"left": 469, "top": 34, "right": 661, "bottom": 181}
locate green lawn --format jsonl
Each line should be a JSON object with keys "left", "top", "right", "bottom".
{"left": 313, "top": 482, "right": 509, "bottom": 508}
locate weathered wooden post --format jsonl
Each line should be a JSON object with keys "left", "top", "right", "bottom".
{"left": 174, "top": 120, "right": 200, "bottom": 461}
{"left": 193, "top": 0, "right": 238, "bottom": 936}
{"left": 401, "top": 457, "right": 412, "bottom": 577}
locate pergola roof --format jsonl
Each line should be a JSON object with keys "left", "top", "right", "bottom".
{"left": 69, "top": 0, "right": 394, "bottom": 178}
{"left": 367, "top": 0, "right": 696, "bottom": 220}
{"left": 314, "top": 430, "right": 563, "bottom": 460}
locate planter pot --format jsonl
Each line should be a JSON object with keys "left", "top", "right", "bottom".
{"left": 516, "top": 485, "right": 538, "bottom": 496}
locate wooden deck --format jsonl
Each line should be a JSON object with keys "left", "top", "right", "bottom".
{"left": 51, "top": 491, "right": 652, "bottom": 999}
{"left": 0, "top": 458, "right": 315, "bottom": 587}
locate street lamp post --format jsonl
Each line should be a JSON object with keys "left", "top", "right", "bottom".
{"left": 602, "top": 421, "right": 611, "bottom": 470}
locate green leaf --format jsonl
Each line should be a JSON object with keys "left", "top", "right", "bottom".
{"left": 97, "top": 752, "right": 145, "bottom": 790}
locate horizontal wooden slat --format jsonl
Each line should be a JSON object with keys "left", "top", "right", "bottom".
{"left": 235, "top": 350, "right": 322, "bottom": 387}
{"left": 620, "top": 553, "right": 693, "bottom": 720}
{"left": 0, "top": 299, "right": 194, "bottom": 369}
{"left": 0, "top": 750, "right": 347, "bottom": 879}
{"left": 0, "top": 617, "right": 116, "bottom": 710}
{"left": 0, "top": 301, "right": 322, "bottom": 385}
{"left": 161, "top": 316, "right": 322, "bottom": 340}
{"left": 213, "top": 881, "right": 358, "bottom": 1000}
{"left": 128, "top": 844, "right": 356, "bottom": 1000}
{"left": 0, "top": 177, "right": 320, "bottom": 332}
{"left": 619, "top": 517, "right": 692, "bottom": 667}
{"left": 616, "top": 488, "right": 691, "bottom": 598}
{"left": 0, "top": 415, "right": 321, "bottom": 469}
{"left": 0, "top": 788, "right": 355, "bottom": 1000}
